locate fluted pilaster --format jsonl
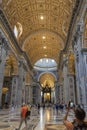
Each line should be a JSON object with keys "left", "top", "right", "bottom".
{"left": 0, "top": 31, "right": 10, "bottom": 107}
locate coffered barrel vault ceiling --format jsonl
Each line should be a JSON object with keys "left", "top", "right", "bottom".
{"left": 1, "top": 0, "right": 76, "bottom": 66}
{"left": 23, "top": 31, "right": 64, "bottom": 65}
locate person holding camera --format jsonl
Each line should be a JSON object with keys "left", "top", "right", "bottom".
{"left": 63, "top": 102, "right": 87, "bottom": 130}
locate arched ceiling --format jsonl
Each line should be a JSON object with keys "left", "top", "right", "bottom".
{"left": 39, "top": 73, "right": 56, "bottom": 88}
{"left": 1, "top": 0, "right": 76, "bottom": 66}
{"left": 23, "top": 31, "right": 64, "bottom": 65}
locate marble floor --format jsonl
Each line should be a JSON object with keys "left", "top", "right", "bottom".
{"left": 0, "top": 107, "right": 81, "bottom": 130}
{"left": 35, "top": 108, "right": 66, "bottom": 130}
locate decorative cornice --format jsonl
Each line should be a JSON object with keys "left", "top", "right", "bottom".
{"left": 0, "top": 8, "right": 33, "bottom": 71}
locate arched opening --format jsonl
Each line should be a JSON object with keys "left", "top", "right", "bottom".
{"left": 2, "top": 54, "right": 18, "bottom": 108}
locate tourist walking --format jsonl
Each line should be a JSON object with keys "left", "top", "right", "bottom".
{"left": 16, "top": 103, "right": 28, "bottom": 130}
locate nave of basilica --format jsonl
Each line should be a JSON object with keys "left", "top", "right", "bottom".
{"left": 0, "top": 0, "right": 87, "bottom": 130}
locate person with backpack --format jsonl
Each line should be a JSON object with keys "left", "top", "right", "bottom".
{"left": 26, "top": 104, "right": 31, "bottom": 119}
{"left": 16, "top": 103, "right": 28, "bottom": 130}
{"left": 63, "top": 106, "right": 87, "bottom": 130}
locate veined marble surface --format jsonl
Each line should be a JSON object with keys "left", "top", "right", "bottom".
{"left": 0, "top": 106, "right": 84, "bottom": 130}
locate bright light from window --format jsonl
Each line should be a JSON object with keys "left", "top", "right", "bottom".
{"left": 14, "top": 22, "right": 23, "bottom": 38}
{"left": 42, "top": 36, "right": 46, "bottom": 39}
{"left": 17, "top": 22, "right": 23, "bottom": 37}
{"left": 52, "top": 60, "right": 54, "bottom": 62}
{"left": 34, "top": 58, "right": 57, "bottom": 70}
{"left": 41, "top": 91, "right": 43, "bottom": 96}
{"left": 43, "top": 46, "right": 46, "bottom": 49}
{"left": 46, "top": 59, "right": 48, "bottom": 63}
{"left": 40, "top": 16, "right": 44, "bottom": 20}
{"left": 40, "top": 59, "right": 42, "bottom": 62}
{"left": 14, "top": 25, "right": 18, "bottom": 38}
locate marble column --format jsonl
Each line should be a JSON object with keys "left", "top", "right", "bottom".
{"left": 0, "top": 35, "right": 9, "bottom": 107}
{"left": 59, "top": 84, "right": 64, "bottom": 103}
{"left": 73, "top": 24, "right": 87, "bottom": 105}
{"left": 67, "top": 74, "right": 76, "bottom": 104}
{"left": 11, "top": 75, "right": 18, "bottom": 107}
{"left": 51, "top": 88, "right": 55, "bottom": 103}
{"left": 83, "top": 53, "right": 87, "bottom": 105}
{"left": 55, "top": 83, "right": 59, "bottom": 103}
{"left": 17, "top": 59, "right": 26, "bottom": 107}
{"left": 63, "top": 62, "right": 69, "bottom": 104}
{"left": 29, "top": 85, "right": 33, "bottom": 104}
{"left": 37, "top": 84, "right": 41, "bottom": 104}
{"left": 25, "top": 85, "right": 29, "bottom": 104}
{"left": 31, "top": 82, "right": 41, "bottom": 104}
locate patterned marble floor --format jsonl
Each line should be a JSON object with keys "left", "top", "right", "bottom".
{"left": 0, "top": 107, "right": 83, "bottom": 130}
{"left": 35, "top": 108, "right": 74, "bottom": 130}
{"left": 0, "top": 107, "right": 39, "bottom": 130}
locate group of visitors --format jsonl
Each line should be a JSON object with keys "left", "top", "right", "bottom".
{"left": 15, "top": 101, "right": 87, "bottom": 130}
{"left": 55, "top": 103, "right": 64, "bottom": 114}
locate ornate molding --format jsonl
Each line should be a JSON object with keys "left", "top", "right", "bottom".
{"left": 0, "top": 9, "right": 33, "bottom": 72}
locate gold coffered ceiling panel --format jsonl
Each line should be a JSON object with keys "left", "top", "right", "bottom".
{"left": 23, "top": 32, "right": 64, "bottom": 65}
{"left": 1, "top": 0, "right": 76, "bottom": 65}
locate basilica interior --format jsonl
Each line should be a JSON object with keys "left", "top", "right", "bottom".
{"left": 0, "top": 0, "right": 87, "bottom": 130}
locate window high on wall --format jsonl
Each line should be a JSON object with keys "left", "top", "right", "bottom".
{"left": 34, "top": 58, "right": 57, "bottom": 71}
